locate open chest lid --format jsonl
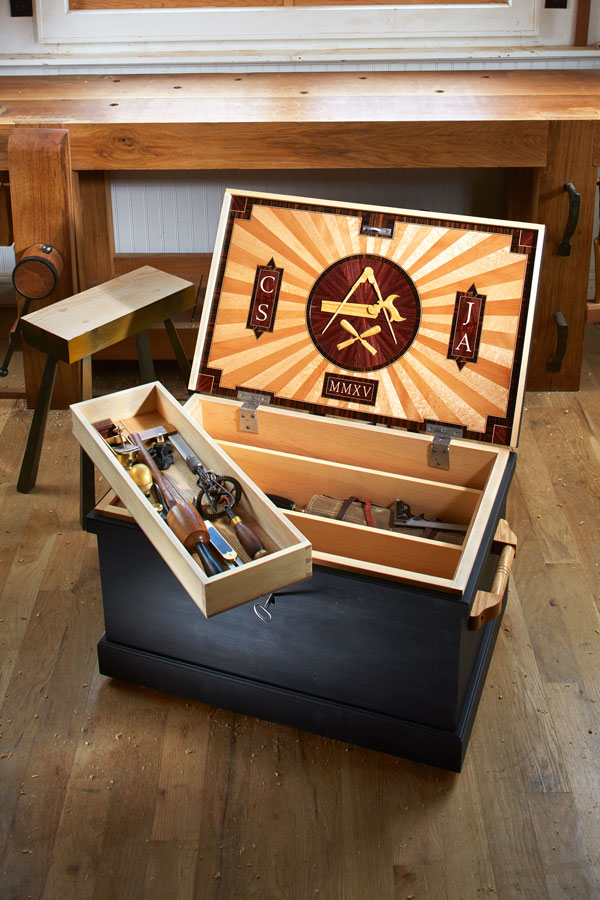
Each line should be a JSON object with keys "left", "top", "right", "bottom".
{"left": 189, "top": 190, "right": 544, "bottom": 449}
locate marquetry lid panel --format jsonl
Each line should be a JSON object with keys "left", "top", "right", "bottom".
{"left": 190, "top": 190, "right": 544, "bottom": 447}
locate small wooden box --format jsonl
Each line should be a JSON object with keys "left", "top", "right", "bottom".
{"left": 72, "top": 381, "right": 311, "bottom": 618}
{"left": 83, "top": 190, "right": 544, "bottom": 769}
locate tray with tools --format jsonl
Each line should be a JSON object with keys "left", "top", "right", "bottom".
{"left": 72, "top": 381, "right": 311, "bottom": 618}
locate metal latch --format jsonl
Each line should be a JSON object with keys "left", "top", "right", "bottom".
{"left": 238, "top": 390, "right": 270, "bottom": 433}
{"left": 361, "top": 225, "right": 393, "bottom": 238}
{"left": 426, "top": 423, "right": 463, "bottom": 470}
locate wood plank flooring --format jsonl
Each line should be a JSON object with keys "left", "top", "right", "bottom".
{"left": 0, "top": 329, "right": 599, "bottom": 900}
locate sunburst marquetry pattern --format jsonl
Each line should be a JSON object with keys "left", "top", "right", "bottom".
{"left": 200, "top": 200, "right": 533, "bottom": 437}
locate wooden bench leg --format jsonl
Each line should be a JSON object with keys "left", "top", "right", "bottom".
{"left": 17, "top": 354, "right": 58, "bottom": 493}
{"left": 0, "top": 297, "right": 33, "bottom": 377}
{"left": 135, "top": 330, "right": 156, "bottom": 384}
{"left": 9, "top": 128, "right": 80, "bottom": 409}
{"left": 163, "top": 317, "right": 191, "bottom": 383}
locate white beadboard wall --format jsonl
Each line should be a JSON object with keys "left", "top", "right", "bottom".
{"left": 110, "top": 168, "right": 507, "bottom": 255}
{"left": 0, "top": 247, "right": 13, "bottom": 278}
{"left": 1, "top": 57, "right": 598, "bottom": 296}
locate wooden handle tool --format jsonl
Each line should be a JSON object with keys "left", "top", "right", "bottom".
{"left": 129, "top": 430, "right": 228, "bottom": 577}
{"left": 169, "top": 432, "right": 268, "bottom": 560}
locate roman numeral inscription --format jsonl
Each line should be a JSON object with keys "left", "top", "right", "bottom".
{"left": 246, "top": 258, "right": 283, "bottom": 338}
{"left": 322, "top": 372, "right": 379, "bottom": 406}
{"left": 447, "top": 284, "right": 486, "bottom": 371}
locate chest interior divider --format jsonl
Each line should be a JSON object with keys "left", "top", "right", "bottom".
{"left": 190, "top": 394, "right": 499, "bottom": 490}
{"left": 184, "top": 396, "right": 511, "bottom": 588}
{"left": 216, "top": 439, "right": 472, "bottom": 580}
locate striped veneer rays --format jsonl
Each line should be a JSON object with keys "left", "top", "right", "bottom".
{"left": 204, "top": 203, "right": 528, "bottom": 436}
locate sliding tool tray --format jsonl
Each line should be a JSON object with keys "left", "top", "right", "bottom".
{"left": 72, "top": 380, "right": 311, "bottom": 617}
{"left": 80, "top": 190, "right": 544, "bottom": 770}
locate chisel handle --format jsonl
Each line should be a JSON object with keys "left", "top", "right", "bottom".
{"left": 178, "top": 444, "right": 267, "bottom": 560}
{"left": 132, "top": 432, "right": 227, "bottom": 576}
{"left": 195, "top": 541, "right": 229, "bottom": 577}
{"left": 132, "top": 432, "right": 178, "bottom": 509}
{"left": 165, "top": 504, "right": 228, "bottom": 575}
{"left": 231, "top": 516, "right": 267, "bottom": 560}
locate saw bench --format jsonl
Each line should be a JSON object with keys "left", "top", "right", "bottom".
{"left": 17, "top": 266, "right": 195, "bottom": 520}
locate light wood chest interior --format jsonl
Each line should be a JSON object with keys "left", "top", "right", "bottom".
{"left": 184, "top": 393, "right": 511, "bottom": 594}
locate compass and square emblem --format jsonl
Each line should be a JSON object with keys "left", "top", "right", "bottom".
{"left": 306, "top": 253, "right": 421, "bottom": 373}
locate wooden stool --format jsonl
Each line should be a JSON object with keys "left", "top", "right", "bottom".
{"left": 18, "top": 266, "right": 196, "bottom": 521}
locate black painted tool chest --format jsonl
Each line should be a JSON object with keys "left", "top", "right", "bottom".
{"left": 76, "top": 190, "right": 544, "bottom": 770}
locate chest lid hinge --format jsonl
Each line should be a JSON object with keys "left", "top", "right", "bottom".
{"left": 426, "top": 423, "right": 464, "bottom": 470}
{"left": 238, "top": 390, "right": 271, "bottom": 434}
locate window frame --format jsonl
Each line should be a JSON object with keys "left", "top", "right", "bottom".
{"left": 35, "top": 0, "right": 542, "bottom": 51}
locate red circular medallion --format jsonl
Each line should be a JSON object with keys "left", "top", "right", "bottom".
{"left": 306, "top": 254, "right": 421, "bottom": 372}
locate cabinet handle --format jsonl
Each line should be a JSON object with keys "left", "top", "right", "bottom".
{"left": 546, "top": 310, "right": 569, "bottom": 372}
{"left": 557, "top": 182, "right": 581, "bottom": 257}
{"left": 469, "top": 519, "right": 517, "bottom": 631}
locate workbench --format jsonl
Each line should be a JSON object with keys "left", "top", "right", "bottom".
{"left": 0, "top": 70, "right": 599, "bottom": 405}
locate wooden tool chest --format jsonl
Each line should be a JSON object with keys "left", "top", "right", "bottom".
{"left": 74, "top": 190, "right": 544, "bottom": 770}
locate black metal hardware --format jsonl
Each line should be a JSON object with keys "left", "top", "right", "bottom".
{"left": 557, "top": 182, "right": 581, "bottom": 257}
{"left": 10, "top": 0, "right": 33, "bottom": 16}
{"left": 149, "top": 438, "right": 174, "bottom": 471}
{"left": 546, "top": 311, "right": 568, "bottom": 372}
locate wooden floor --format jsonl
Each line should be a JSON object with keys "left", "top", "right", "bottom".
{"left": 0, "top": 326, "right": 599, "bottom": 900}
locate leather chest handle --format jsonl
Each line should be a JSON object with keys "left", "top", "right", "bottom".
{"left": 469, "top": 519, "right": 517, "bottom": 631}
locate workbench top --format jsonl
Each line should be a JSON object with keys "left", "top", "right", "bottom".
{"left": 1, "top": 70, "right": 599, "bottom": 169}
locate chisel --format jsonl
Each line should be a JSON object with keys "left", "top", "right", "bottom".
{"left": 128, "top": 429, "right": 229, "bottom": 577}
{"left": 203, "top": 519, "right": 242, "bottom": 567}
